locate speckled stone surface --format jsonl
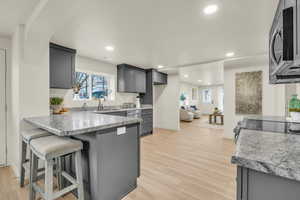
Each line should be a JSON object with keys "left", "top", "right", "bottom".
{"left": 70, "top": 104, "right": 153, "bottom": 112}
{"left": 232, "top": 129, "right": 300, "bottom": 181}
{"left": 240, "top": 116, "right": 300, "bottom": 134}
{"left": 24, "top": 111, "right": 142, "bottom": 136}
{"left": 93, "top": 104, "right": 153, "bottom": 114}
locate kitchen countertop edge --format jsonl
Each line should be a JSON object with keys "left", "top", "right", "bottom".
{"left": 24, "top": 112, "right": 142, "bottom": 136}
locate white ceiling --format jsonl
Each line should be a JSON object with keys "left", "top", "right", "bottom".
{"left": 51, "top": 0, "right": 279, "bottom": 69}
{"left": 179, "top": 61, "right": 224, "bottom": 86}
{"left": 0, "top": 0, "right": 39, "bottom": 36}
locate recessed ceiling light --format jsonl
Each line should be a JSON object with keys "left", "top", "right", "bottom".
{"left": 105, "top": 46, "right": 114, "bottom": 52}
{"left": 198, "top": 80, "right": 202, "bottom": 82}
{"left": 226, "top": 52, "right": 235, "bottom": 57}
{"left": 184, "top": 74, "right": 189, "bottom": 78}
{"left": 203, "top": 4, "right": 218, "bottom": 15}
{"left": 158, "top": 65, "right": 164, "bottom": 69}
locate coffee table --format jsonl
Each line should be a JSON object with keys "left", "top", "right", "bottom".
{"left": 209, "top": 113, "right": 224, "bottom": 125}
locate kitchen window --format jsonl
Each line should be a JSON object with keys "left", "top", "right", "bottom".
{"left": 74, "top": 71, "right": 114, "bottom": 100}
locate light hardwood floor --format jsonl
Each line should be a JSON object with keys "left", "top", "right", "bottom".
{"left": 0, "top": 118, "right": 236, "bottom": 200}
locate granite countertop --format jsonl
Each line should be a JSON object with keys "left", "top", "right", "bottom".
{"left": 93, "top": 104, "right": 153, "bottom": 114}
{"left": 244, "top": 115, "right": 300, "bottom": 124}
{"left": 232, "top": 129, "right": 300, "bottom": 181}
{"left": 24, "top": 111, "right": 142, "bottom": 136}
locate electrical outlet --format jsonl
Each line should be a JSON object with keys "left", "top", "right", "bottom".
{"left": 117, "top": 127, "right": 126, "bottom": 135}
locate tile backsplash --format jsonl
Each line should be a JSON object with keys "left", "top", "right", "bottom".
{"left": 50, "top": 88, "right": 137, "bottom": 108}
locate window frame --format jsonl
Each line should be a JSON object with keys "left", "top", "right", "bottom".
{"left": 192, "top": 87, "right": 198, "bottom": 101}
{"left": 202, "top": 88, "right": 212, "bottom": 104}
{"left": 74, "top": 70, "right": 115, "bottom": 101}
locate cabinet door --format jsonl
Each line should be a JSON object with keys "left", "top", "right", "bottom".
{"left": 153, "top": 70, "right": 168, "bottom": 85}
{"left": 134, "top": 69, "right": 146, "bottom": 93}
{"left": 50, "top": 46, "right": 75, "bottom": 89}
{"left": 237, "top": 167, "right": 300, "bottom": 200}
{"left": 141, "top": 109, "right": 153, "bottom": 135}
{"left": 247, "top": 169, "right": 300, "bottom": 200}
{"left": 118, "top": 65, "right": 136, "bottom": 93}
{"left": 117, "top": 64, "right": 146, "bottom": 93}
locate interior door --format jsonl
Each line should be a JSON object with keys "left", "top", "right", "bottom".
{"left": 0, "top": 49, "right": 6, "bottom": 166}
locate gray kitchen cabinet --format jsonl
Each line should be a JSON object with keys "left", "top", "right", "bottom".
{"left": 237, "top": 166, "right": 300, "bottom": 200}
{"left": 117, "top": 64, "right": 146, "bottom": 93}
{"left": 153, "top": 69, "right": 168, "bottom": 85}
{"left": 140, "top": 69, "right": 154, "bottom": 105}
{"left": 101, "top": 109, "right": 153, "bottom": 137}
{"left": 140, "top": 69, "right": 168, "bottom": 105}
{"left": 102, "top": 111, "right": 127, "bottom": 117}
{"left": 66, "top": 124, "right": 140, "bottom": 200}
{"left": 50, "top": 43, "right": 76, "bottom": 89}
{"left": 141, "top": 109, "right": 153, "bottom": 136}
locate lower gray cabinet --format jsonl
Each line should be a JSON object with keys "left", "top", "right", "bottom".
{"left": 101, "top": 109, "right": 153, "bottom": 137}
{"left": 66, "top": 124, "right": 140, "bottom": 200}
{"left": 237, "top": 166, "right": 300, "bottom": 200}
{"left": 141, "top": 109, "right": 153, "bottom": 136}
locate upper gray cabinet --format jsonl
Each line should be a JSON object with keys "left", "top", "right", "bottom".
{"left": 50, "top": 43, "right": 76, "bottom": 89}
{"left": 140, "top": 69, "right": 168, "bottom": 105}
{"left": 152, "top": 69, "right": 168, "bottom": 85}
{"left": 117, "top": 64, "right": 146, "bottom": 93}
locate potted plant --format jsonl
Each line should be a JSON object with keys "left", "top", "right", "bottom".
{"left": 180, "top": 94, "right": 187, "bottom": 105}
{"left": 289, "top": 94, "right": 300, "bottom": 122}
{"left": 50, "top": 97, "right": 64, "bottom": 114}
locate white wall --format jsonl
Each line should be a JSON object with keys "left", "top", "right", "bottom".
{"left": 7, "top": 0, "right": 84, "bottom": 176}
{"left": 180, "top": 82, "right": 199, "bottom": 106}
{"left": 50, "top": 55, "right": 137, "bottom": 108}
{"left": 8, "top": 25, "right": 24, "bottom": 174}
{"left": 198, "top": 85, "right": 223, "bottom": 114}
{"left": 0, "top": 36, "right": 11, "bottom": 166}
{"left": 224, "top": 63, "right": 285, "bottom": 138}
{"left": 154, "top": 75, "right": 180, "bottom": 131}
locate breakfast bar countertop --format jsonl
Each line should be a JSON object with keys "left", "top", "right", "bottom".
{"left": 231, "top": 129, "right": 300, "bottom": 182}
{"left": 24, "top": 111, "right": 142, "bottom": 136}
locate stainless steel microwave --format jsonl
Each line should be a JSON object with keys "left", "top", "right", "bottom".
{"left": 269, "top": 0, "right": 300, "bottom": 84}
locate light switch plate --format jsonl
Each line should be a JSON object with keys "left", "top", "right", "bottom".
{"left": 117, "top": 127, "right": 126, "bottom": 135}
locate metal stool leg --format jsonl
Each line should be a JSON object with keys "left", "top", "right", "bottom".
{"left": 75, "top": 151, "right": 84, "bottom": 200}
{"left": 20, "top": 140, "right": 27, "bottom": 187}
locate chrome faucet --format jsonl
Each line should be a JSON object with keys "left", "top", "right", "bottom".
{"left": 97, "top": 98, "right": 105, "bottom": 111}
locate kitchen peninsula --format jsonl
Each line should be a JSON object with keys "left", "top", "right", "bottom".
{"left": 232, "top": 117, "right": 300, "bottom": 200}
{"left": 24, "top": 111, "right": 142, "bottom": 200}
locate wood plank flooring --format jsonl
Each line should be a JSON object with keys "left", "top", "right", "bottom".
{"left": 0, "top": 118, "right": 236, "bottom": 200}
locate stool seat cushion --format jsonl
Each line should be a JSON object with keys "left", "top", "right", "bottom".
{"left": 21, "top": 129, "right": 52, "bottom": 143}
{"left": 30, "top": 136, "right": 83, "bottom": 160}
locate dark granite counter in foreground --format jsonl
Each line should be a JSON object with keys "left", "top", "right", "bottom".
{"left": 232, "top": 129, "right": 300, "bottom": 182}
{"left": 244, "top": 115, "right": 300, "bottom": 124}
{"left": 24, "top": 111, "right": 142, "bottom": 136}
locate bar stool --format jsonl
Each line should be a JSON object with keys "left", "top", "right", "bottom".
{"left": 20, "top": 129, "right": 52, "bottom": 187}
{"left": 29, "top": 136, "right": 84, "bottom": 200}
